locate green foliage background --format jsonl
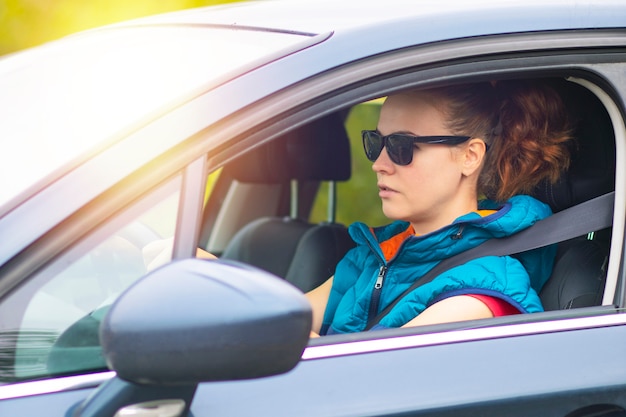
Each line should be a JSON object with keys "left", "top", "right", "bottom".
{"left": 0, "top": 0, "right": 240, "bottom": 55}
{"left": 310, "top": 101, "right": 389, "bottom": 228}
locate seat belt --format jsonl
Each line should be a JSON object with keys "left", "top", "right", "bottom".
{"left": 364, "top": 191, "right": 615, "bottom": 330}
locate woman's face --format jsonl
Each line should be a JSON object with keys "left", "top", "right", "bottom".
{"left": 374, "top": 92, "right": 478, "bottom": 234}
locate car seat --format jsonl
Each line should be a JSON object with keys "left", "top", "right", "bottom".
{"left": 220, "top": 113, "right": 355, "bottom": 292}
{"left": 531, "top": 79, "right": 616, "bottom": 310}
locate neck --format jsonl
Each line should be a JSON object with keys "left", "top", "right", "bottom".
{"left": 410, "top": 199, "right": 478, "bottom": 236}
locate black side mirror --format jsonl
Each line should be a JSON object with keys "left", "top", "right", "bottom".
{"left": 100, "top": 258, "right": 312, "bottom": 385}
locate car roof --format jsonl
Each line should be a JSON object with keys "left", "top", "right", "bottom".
{"left": 111, "top": 0, "right": 626, "bottom": 38}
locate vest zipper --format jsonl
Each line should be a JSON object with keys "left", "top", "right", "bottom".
{"left": 451, "top": 225, "right": 465, "bottom": 240}
{"left": 363, "top": 222, "right": 467, "bottom": 330}
{"left": 367, "top": 264, "right": 388, "bottom": 326}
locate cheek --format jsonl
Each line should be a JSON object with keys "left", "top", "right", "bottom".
{"left": 406, "top": 152, "right": 460, "bottom": 191}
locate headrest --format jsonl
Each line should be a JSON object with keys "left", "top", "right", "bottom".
{"left": 227, "top": 113, "right": 351, "bottom": 183}
{"left": 531, "top": 80, "right": 615, "bottom": 212}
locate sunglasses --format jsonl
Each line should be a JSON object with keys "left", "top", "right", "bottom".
{"left": 361, "top": 130, "right": 472, "bottom": 166}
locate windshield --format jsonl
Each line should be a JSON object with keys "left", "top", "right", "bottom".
{"left": 0, "top": 25, "right": 311, "bottom": 209}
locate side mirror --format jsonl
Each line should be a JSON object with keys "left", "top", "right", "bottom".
{"left": 100, "top": 258, "right": 312, "bottom": 386}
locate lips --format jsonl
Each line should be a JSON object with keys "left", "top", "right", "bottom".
{"left": 378, "top": 183, "right": 397, "bottom": 197}
{"left": 378, "top": 183, "right": 396, "bottom": 191}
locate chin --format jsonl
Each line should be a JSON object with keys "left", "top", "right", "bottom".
{"left": 381, "top": 207, "right": 408, "bottom": 223}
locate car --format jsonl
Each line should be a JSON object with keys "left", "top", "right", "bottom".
{"left": 0, "top": 0, "right": 625, "bottom": 415}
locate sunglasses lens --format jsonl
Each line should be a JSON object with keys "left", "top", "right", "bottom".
{"left": 362, "top": 131, "right": 383, "bottom": 162}
{"left": 387, "top": 135, "right": 414, "bottom": 165}
{"left": 362, "top": 131, "right": 415, "bottom": 165}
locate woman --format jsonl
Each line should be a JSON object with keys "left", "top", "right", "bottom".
{"left": 307, "top": 80, "right": 572, "bottom": 336}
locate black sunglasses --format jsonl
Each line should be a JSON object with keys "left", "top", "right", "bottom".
{"left": 361, "top": 130, "right": 472, "bottom": 166}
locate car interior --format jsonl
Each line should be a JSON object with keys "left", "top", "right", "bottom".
{"left": 218, "top": 114, "right": 356, "bottom": 293}
{"left": 200, "top": 76, "right": 617, "bottom": 318}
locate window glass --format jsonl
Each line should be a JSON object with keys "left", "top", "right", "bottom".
{"left": 310, "top": 100, "right": 388, "bottom": 227}
{"left": 0, "top": 177, "right": 181, "bottom": 383}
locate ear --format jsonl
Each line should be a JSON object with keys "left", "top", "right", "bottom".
{"left": 460, "top": 138, "right": 487, "bottom": 177}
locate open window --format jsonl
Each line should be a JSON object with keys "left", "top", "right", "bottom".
{"left": 199, "top": 73, "right": 621, "bottom": 336}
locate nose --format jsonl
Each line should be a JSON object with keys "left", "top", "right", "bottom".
{"left": 372, "top": 146, "right": 395, "bottom": 174}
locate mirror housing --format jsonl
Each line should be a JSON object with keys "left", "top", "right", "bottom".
{"left": 100, "top": 259, "right": 312, "bottom": 386}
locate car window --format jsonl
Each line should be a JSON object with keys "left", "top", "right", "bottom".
{"left": 250, "top": 77, "right": 618, "bottom": 319}
{"left": 0, "top": 176, "right": 181, "bottom": 383}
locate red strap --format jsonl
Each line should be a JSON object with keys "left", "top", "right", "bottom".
{"left": 467, "top": 294, "right": 521, "bottom": 317}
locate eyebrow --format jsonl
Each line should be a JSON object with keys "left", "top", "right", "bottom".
{"left": 376, "top": 129, "right": 422, "bottom": 136}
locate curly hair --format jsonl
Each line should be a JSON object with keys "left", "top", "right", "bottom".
{"left": 421, "top": 80, "right": 573, "bottom": 202}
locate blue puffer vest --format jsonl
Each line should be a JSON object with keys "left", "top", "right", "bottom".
{"left": 321, "top": 195, "right": 555, "bottom": 335}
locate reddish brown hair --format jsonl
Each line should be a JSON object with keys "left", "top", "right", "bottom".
{"left": 423, "top": 80, "right": 573, "bottom": 202}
